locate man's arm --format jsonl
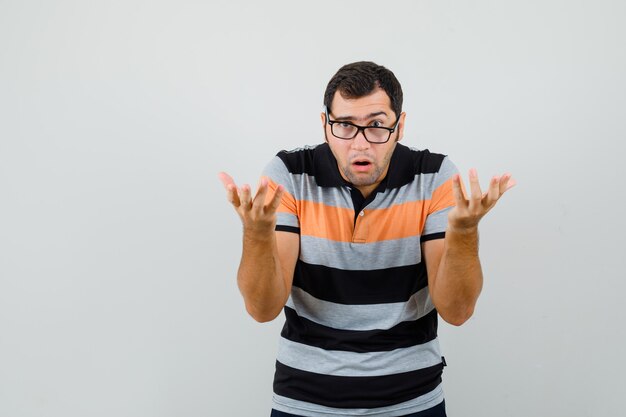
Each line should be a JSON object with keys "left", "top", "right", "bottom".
{"left": 422, "top": 229, "right": 482, "bottom": 326}
{"left": 422, "top": 169, "right": 515, "bottom": 326}
{"left": 219, "top": 173, "right": 300, "bottom": 323}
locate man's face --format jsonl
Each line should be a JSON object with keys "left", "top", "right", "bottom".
{"left": 322, "top": 88, "right": 405, "bottom": 197}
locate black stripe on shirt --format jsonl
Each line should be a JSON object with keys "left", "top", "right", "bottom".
{"left": 273, "top": 360, "right": 444, "bottom": 409}
{"left": 293, "top": 260, "right": 428, "bottom": 305}
{"left": 281, "top": 307, "right": 438, "bottom": 353}
{"left": 421, "top": 232, "right": 446, "bottom": 242}
{"left": 275, "top": 225, "right": 300, "bottom": 234}
{"left": 277, "top": 144, "right": 447, "bottom": 189}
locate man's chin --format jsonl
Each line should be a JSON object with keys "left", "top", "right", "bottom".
{"left": 346, "top": 173, "right": 378, "bottom": 187}
{"left": 340, "top": 165, "right": 382, "bottom": 186}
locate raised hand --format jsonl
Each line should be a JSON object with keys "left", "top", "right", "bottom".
{"left": 218, "top": 172, "right": 285, "bottom": 239}
{"left": 448, "top": 168, "right": 516, "bottom": 232}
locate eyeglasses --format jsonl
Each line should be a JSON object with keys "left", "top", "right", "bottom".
{"left": 325, "top": 106, "right": 400, "bottom": 144}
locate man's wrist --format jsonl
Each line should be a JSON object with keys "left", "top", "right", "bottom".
{"left": 445, "top": 225, "right": 480, "bottom": 257}
{"left": 243, "top": 226, "right": 276, "bottom": 244}
{"left": 446, "top": 225, "right": 479, "bottom": 236}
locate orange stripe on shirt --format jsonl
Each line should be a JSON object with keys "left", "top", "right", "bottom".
{"left": 298, "top": 200, "right": 355, "bottom": 242}
{"left": 266, "top": 179, "right": 297, "bottom": 215}
{"left": 267, "top": 178, "right": 455, "bottom": 243}
{"left": 298, "top": 200, "right": 432, "bottom": 243}
{"left": 429, "top": 177, "right": 456, "bottom": 214}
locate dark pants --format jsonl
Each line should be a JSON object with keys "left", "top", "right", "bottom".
{"left": 270, "top": 400, "right": 447, "bottom": 417}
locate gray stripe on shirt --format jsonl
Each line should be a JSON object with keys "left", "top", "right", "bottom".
{"left": 286, "top": 286, "right": 434, "bottom": 331}
{"left": 423, "top": 206, "right": 453, "bottom": 236}
{"left": 299, "top": 235, "right": 422, "bottom": 270}
{"left": 276, "top": 337, "right": 442, "bottom": 377}
{"left": 283, "top": 172, "right": 446, "bottom": 208}
{"left": 276, "top": 212, "right": 300, "bottom": 228}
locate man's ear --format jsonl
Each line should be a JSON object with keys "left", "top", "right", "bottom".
{"left": 321, "top": 112, "right": 328, "bottom": 143}
{"left": 396, "top": 112, "right": 407, "bottom": 142}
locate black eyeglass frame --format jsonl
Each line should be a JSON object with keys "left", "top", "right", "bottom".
{"left": 324, "top": 106, "right": 401, "bottom": 144}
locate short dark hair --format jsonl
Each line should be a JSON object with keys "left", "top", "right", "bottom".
{"left": 323, "top": 61, "right": 403, "bottom": 118}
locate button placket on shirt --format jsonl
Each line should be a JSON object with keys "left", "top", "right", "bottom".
{"left": 353, "top": 209, "right": 368, "bottom": 243}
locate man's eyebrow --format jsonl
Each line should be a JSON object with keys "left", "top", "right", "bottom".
{"left": 332, "top": 111, "right": 389, "bottom": 121}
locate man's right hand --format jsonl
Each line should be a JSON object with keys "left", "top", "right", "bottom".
{"left": 218, "top": 172, "right": 284, "bottom": 239}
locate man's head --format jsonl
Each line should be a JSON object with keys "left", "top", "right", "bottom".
{"left": 323, "top": 61, "right": 403, "bottom": 118}
{"left": 321, "top": 62, "right": 406, "bottom": 198}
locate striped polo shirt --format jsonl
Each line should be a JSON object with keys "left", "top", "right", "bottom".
{"left": 263, "top": 142, "right": 458, "bottom": 417}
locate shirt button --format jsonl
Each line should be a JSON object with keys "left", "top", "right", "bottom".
{"left": 359, "top": 211, "right": 365, "bottom": 217}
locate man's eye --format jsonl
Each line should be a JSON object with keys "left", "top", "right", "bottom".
{"left": 339, "top": 123, "right": 352, "bottom": 128}
{"left": 370, "top": 120, "right": 383, "bottom": 127}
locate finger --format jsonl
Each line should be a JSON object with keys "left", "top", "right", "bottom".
{"left": 219, "top": 172, "right": 241, "bottom": 207}
{"left": 483, "top": 176, "right": 500, "bottom": 208}
{"left": 218, "top": 172, "right": 236, "bottom": 189}
{"left": 505, "top": 176, "right": 517, "bottom": 192}
{"left": 252, "top": 177, "right": 270, "bottom": 211}
{"left": 240, "top": 184, "right": 252, "bottom": 208}
{"left": 267, "top": 184, "right": 285, "bottom": 213}
{"left": 226, "top": 183, "right": 241, "bottom": 207}
{"left": 451, "top": 174, "right": 468, "bottom": 208}
{"left": 468, "top": 168, "right": 483, "bottom": 206}
{"left": 498, "top": 173, "right": 516, "bottom": 194}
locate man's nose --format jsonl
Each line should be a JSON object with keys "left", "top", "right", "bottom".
{"left": 351, "top": 129, "right": 370, "bottom": 149}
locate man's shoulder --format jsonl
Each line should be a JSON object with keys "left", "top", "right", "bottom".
{"left": 272, "top": 143, "right": 329, "bottom": 176}
{"left": 394, "top": 144, "right": 451, "bottom": 176}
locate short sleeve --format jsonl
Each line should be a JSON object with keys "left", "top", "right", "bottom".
{"left": 421, "top": 157, "right": 459, "bottom": 242}
{"left": 262, "top": 156, "right": 300, "bottom": 234}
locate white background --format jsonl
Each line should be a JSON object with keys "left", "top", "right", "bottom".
{"left": 1, "top": 1, "right": 625, "bottom": 416}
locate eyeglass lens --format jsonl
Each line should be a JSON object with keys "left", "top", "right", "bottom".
{"left": 331, "top": 124, "right": 390, "bottom": 143}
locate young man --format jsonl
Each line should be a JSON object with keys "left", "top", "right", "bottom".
{"left": 219, "top": 61, "right": 515, "bottom": 417}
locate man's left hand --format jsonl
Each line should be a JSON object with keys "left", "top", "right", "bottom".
{"left": 448, "top": 168, "right": 516, "bottom": 232}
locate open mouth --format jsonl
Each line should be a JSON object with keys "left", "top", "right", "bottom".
{"left": 352, "top": 159, "right": 373, "bottom": 172}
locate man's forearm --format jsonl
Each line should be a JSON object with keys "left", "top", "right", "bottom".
{"left": 431, "top": 227, "right": 483, "bottom": 326}
{"left": 237, "top": 231, "right": 288, "bottom": 323}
